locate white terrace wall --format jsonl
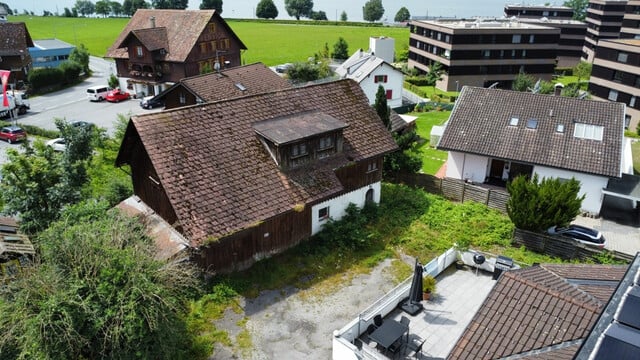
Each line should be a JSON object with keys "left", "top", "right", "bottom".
{"left": 311, "top": 182, "right": 381, "bottom": 235}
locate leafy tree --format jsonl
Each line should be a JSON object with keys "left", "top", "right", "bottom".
{"left": 331, "top": 37, "right": 349, "bottom": 60}
{"left": 512, "top": 72, "right": 535, "bottom": 92}
{"left": 63, "top": 7, "right": 74, "bottom": 17}
{"left": 0, "top": 202, "right": 201, "bottom": 359}
{"left": 564, "top": 0, "right": 588, "bottom": 21}
{"left": 374, "top": 85, "right": 390, "bottom": 130}
{"left": 0, "top": 3, "right": 13, "bottom": 15}
{"left": 110, "top": 1, "right": 123, "bottom": 16}
{"left": 426, "top": 61, "right": 444, "bottom": 91}
{"left": 152, "top": 0, "right": 188, "bottom": 9}
{"left": 284, "top": 0, "right": 313, "bottom": 20}
{"left": 340, "top": 10, "right": 347, "bottom": 21}
{"left": 108, "top": 73, "right": 120, "bottom": 88}
{"left": 394, "top": 6, "right": 410, "bottom": 22}
{"left": 310, "top": 10, "right": 327, "bottom": 20}
{"left": 362, "top": 0, "right": 384, "bottom": 22}
{"left": 200, "top": 0, "right": 222, "bottom": 13}
{"left": 574, "top": 60, "right": 592, "bottom": 84}
{"left": 74, "top": 0, "right": 95, "bottom": 16}
{"left": 256, "top": 0, "right": 278, "bottom": 19}
{"left": 69, "top": 43, "right": 90, "bottom": 75}
{"left": 507, "top": 174, "right": 584, "bottom": 232}
{"left": 286, "top": 62, "right": 320, "bottom": 83}
{"left": 123, "top": 0, "right": 149, "bottom": 16}
{"left": 95, "top": 0, "right": 111, "bottom": 17}
{"left": 397, "top": 44, "right": 409, "bottom": 62}
{"left": 59, "top": 61, "right": 83, "bottom": 84}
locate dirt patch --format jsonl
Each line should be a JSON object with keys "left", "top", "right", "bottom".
{"left": 212, "top": 258, "right": 403, "bottom": 359}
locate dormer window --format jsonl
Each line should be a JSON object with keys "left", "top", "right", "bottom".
{"left": 291, "top": 142, "right": 308, "bottom": 158}
{"left": 136, "top": 46, "right": 143, "bottom": 58}
{"left": 318, "top": 136, "right": 333, "bottom": 150}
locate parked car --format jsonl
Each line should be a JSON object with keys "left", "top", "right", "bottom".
{"left": 87, "top": 85, "right": 111, "bottom": 102}
{"left": 45, "top": 138, "right": 66, "bottom": 152}
{"left": 70, "top": 120, "right": 95, "bottom": 129}
{"left": 275, "top": 63, "right": 293, "bottom": 73}
{"left": 105, "top": 89, "right": 130, "bottom": 103}
{"left": 547, "top": 225, "right": 606, "bottom": 248}
{"left": 0, "top": 126, "right": 26, "bottom": 144}
{"left": 140, "top": 96, "right": 164, "bottom": 109}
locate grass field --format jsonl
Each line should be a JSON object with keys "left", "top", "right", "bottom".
{"left": 12, "top": 16, "right": 410, "bottom": 66}
{"left": 413, "top": 110, "right": 450, "bottom": 174}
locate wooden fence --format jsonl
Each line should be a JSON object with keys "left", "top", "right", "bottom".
{"left": 390, "top": 173, "right": 509, "bottom": 213}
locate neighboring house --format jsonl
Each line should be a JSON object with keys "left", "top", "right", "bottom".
{"left": 504, "top": 3, "right": 575, "bottom": 20}
{"left": 437, "top": 86, "right": 626, "bottom": 215}
{"left": 105, "top": 9, "right": 246, "bottom": 98}
{"left": 582, "top": 0, "right": 627, "bottom": 62}
{"left": 575, "top": 253, "right": 640, "bottom": 358}
{"left": 335, "top": 48, "right": 404, "bottom": 108}
{"left": 620, "top": 0, "right": 640, "bottom": 39}
{"left": 408, "top": 18, "right": 560, "bottom": 91}
{"left": 0, "top": 22, "right": 33, "bottom": 83}
{"left": 29, "top": 39, "right": 75, "bottom": 68}
{"left": 158, "top": 62, "right": 291, "bottom": 110}
{"left": 115, "top": 80, "right": 397, "bottom": 272}
{"left": 449, "top": 263, "right": 628, "bottom": 359}
{"left": 588, "top": 38, "right": 640, "bottom": 129}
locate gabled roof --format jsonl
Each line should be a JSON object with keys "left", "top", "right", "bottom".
{"left": 335, "top": 49, "right": 397, "bottom": 83}
{"left": 129, "top": 27, "right": 169, "bottom": 52}
{"left": 106, "top": 9, "right": 246, "bottom": 62}
{"left": 31, "top": 38, "right": 75, "bottom": 50}
{"left": 449, "top": 263, "right": 627, "bottom": 360}
{"left": 160, "top": 62, "right": 291, "bottom": 103}
{"left": 438, "top": 87, "right": 625, "bottom": 178}
{"left": 116, "top": 80, "right": 398, "bottom": 245}
{"left": 0, "top": 22, "right": 34, "bottom": 56}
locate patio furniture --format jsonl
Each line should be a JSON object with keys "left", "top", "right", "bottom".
{"left": 406, "top": 336, "right": 426, "bottom": 358}
{"left": 400, "top": 315, "right": 410, "bottom": 326}
{"left": 368, "top": 319, "right": 409, "bottom": 355}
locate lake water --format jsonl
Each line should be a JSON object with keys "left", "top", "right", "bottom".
{"left": 16, "top": 0, "right": 512, "bottom": 21}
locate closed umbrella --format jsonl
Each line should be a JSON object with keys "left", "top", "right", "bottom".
{"left": 401, "top": 258, "right": 424, "bottom": 315}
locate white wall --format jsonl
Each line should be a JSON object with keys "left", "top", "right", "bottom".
{"left": 360, "top": 64, "right": 403, "bottom": 108}
{"left": 369, "top": 36, "right": 395, "bottom": 64}
{"left": 445, "top": 151, "right": 489, "bottom": 183}
{"left": 534, "top": 166, "right": 609, "bottom": 215}
{"left": 311, "top": 182, "right": 381, "bottom": 235}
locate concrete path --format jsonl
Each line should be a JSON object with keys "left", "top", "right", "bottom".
{"left": 573, "top": 215, "right": 640, "bottom": 256}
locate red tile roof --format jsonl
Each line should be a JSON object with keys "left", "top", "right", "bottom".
{"left": 106, "top": 9, "right": 246, "bottom": 62}
{"left": 448, "top": 263, "right": 626, "bottom": 360}
{"left": 116, "top": 80, "right": 398, "bottom": 246}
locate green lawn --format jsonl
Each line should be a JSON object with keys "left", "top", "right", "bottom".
{"left": 13, "top": 16, "right": 409, "bottom": 66}
{"left": 413, "top": 110, "right": 450, "bottom": 174}
{"left": 632, "top": 140, "right": 640, "bottom": 175}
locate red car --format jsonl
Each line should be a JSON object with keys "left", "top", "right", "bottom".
{"left": 0, "top": 126, "right": 27, "bottom": 144}
{"left": 105, "top": 89, "right": 130, "bottom": 102}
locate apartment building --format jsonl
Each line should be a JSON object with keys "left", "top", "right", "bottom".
{"left": 588, "top": 38, "right": 640, "bottom": 129}
{"left": 582, "top": 0, "right": 628, "bottom": 62}
{"left": 504, "top": 3, "right": 575, "bottom": 20}
{"left": 621, "top": 0, "right": 640, "bottom": 38}
{"left": 408, "top": 19, "right": 559, "bottom": 91}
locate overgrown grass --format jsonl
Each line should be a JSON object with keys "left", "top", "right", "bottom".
{"left": 413, "top": 111, "right": 450, "bottom": 174}
{"left": 632, "top": 140, "right": 640, "bottom": 175}
{"left": 14, "top": 16, "right": 409, "bottom": 66}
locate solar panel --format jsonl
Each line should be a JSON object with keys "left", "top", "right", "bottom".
{"left": 616, "top": 285, "right": 640, "bottom": 330}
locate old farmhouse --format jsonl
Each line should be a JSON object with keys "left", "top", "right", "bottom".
{"left": 106, "top": 9, "right": 246, "bottom": 98}
{"left": 437, "top": 86, "right": 627, "bottom": 216}
{"left": 0, "top": 22, "right": 33, "bottom": 84}
{"left": 116, "top": 80, "right": 398, "bottom": 272}
{"left": 157, "top": 62, "right": 291, "bottom": 110}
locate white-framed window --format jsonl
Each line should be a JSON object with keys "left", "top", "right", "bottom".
{"left": 574, "top": 122, "right": 604, "bottom": 141}
{"left": 318, "top": 136, "right": 333, "bottom": 150}
{"left": 512, "top": 34, "right": 521, "bottom": 43}
{"left": 608, "top": 89, "right": 618, "bottom": 101}
{"left": 374, "top": 75, "right": 388, "bottom": 83}
{"left": 367, "top": 161, "right": 378, "bottom": 173}
{"left": 136, "top": 46, "right": 143, "bottom": 57}
{"left": 291, "top": 142, "right": 308, "bottom": 158}
{"left": 318, "top": 207, "right": 330, "bottom": 221}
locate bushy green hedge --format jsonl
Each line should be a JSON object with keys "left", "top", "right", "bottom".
{"left": 405, "top": 76, "right": 432, "bottom": 86}
{"left": 27, "top": 61, "right": 83, "bottom": 93}
{"left": 59, "top": 61, "right": 82, "bottom": 84}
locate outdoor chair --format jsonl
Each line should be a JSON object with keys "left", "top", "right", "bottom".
{"left": 406, "top": 337, "right": 426, "bottom": 358}
{"left": 400, "top": 315, "right": 410, "bottom": 326}
{"left": 365, "top": 324, "right": 378, "bottom": 348}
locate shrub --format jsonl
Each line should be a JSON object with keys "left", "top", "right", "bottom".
{"left": 27, "top": 67, "right": 65, "bottom": 93}
{"left": 59, "top": 61, "right": 82, "bottom": 84}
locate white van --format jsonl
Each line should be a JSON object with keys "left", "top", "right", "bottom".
{"left": 86, "top": 86, "right": 111, "bottom": 101}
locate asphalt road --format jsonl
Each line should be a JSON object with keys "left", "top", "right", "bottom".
{"left": 0, "top": 57, "right": 161, "bottom": 163}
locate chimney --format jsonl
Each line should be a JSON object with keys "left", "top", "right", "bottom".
{"left": 554, "top": 83, "right": 564, "bottom": 96}
{"left": 150, "top": 16, "right": 156, "bottom": 28}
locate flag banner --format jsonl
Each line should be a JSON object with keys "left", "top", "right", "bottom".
{"left": 0, "top": 70, "right": 10, "bottom": 107}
